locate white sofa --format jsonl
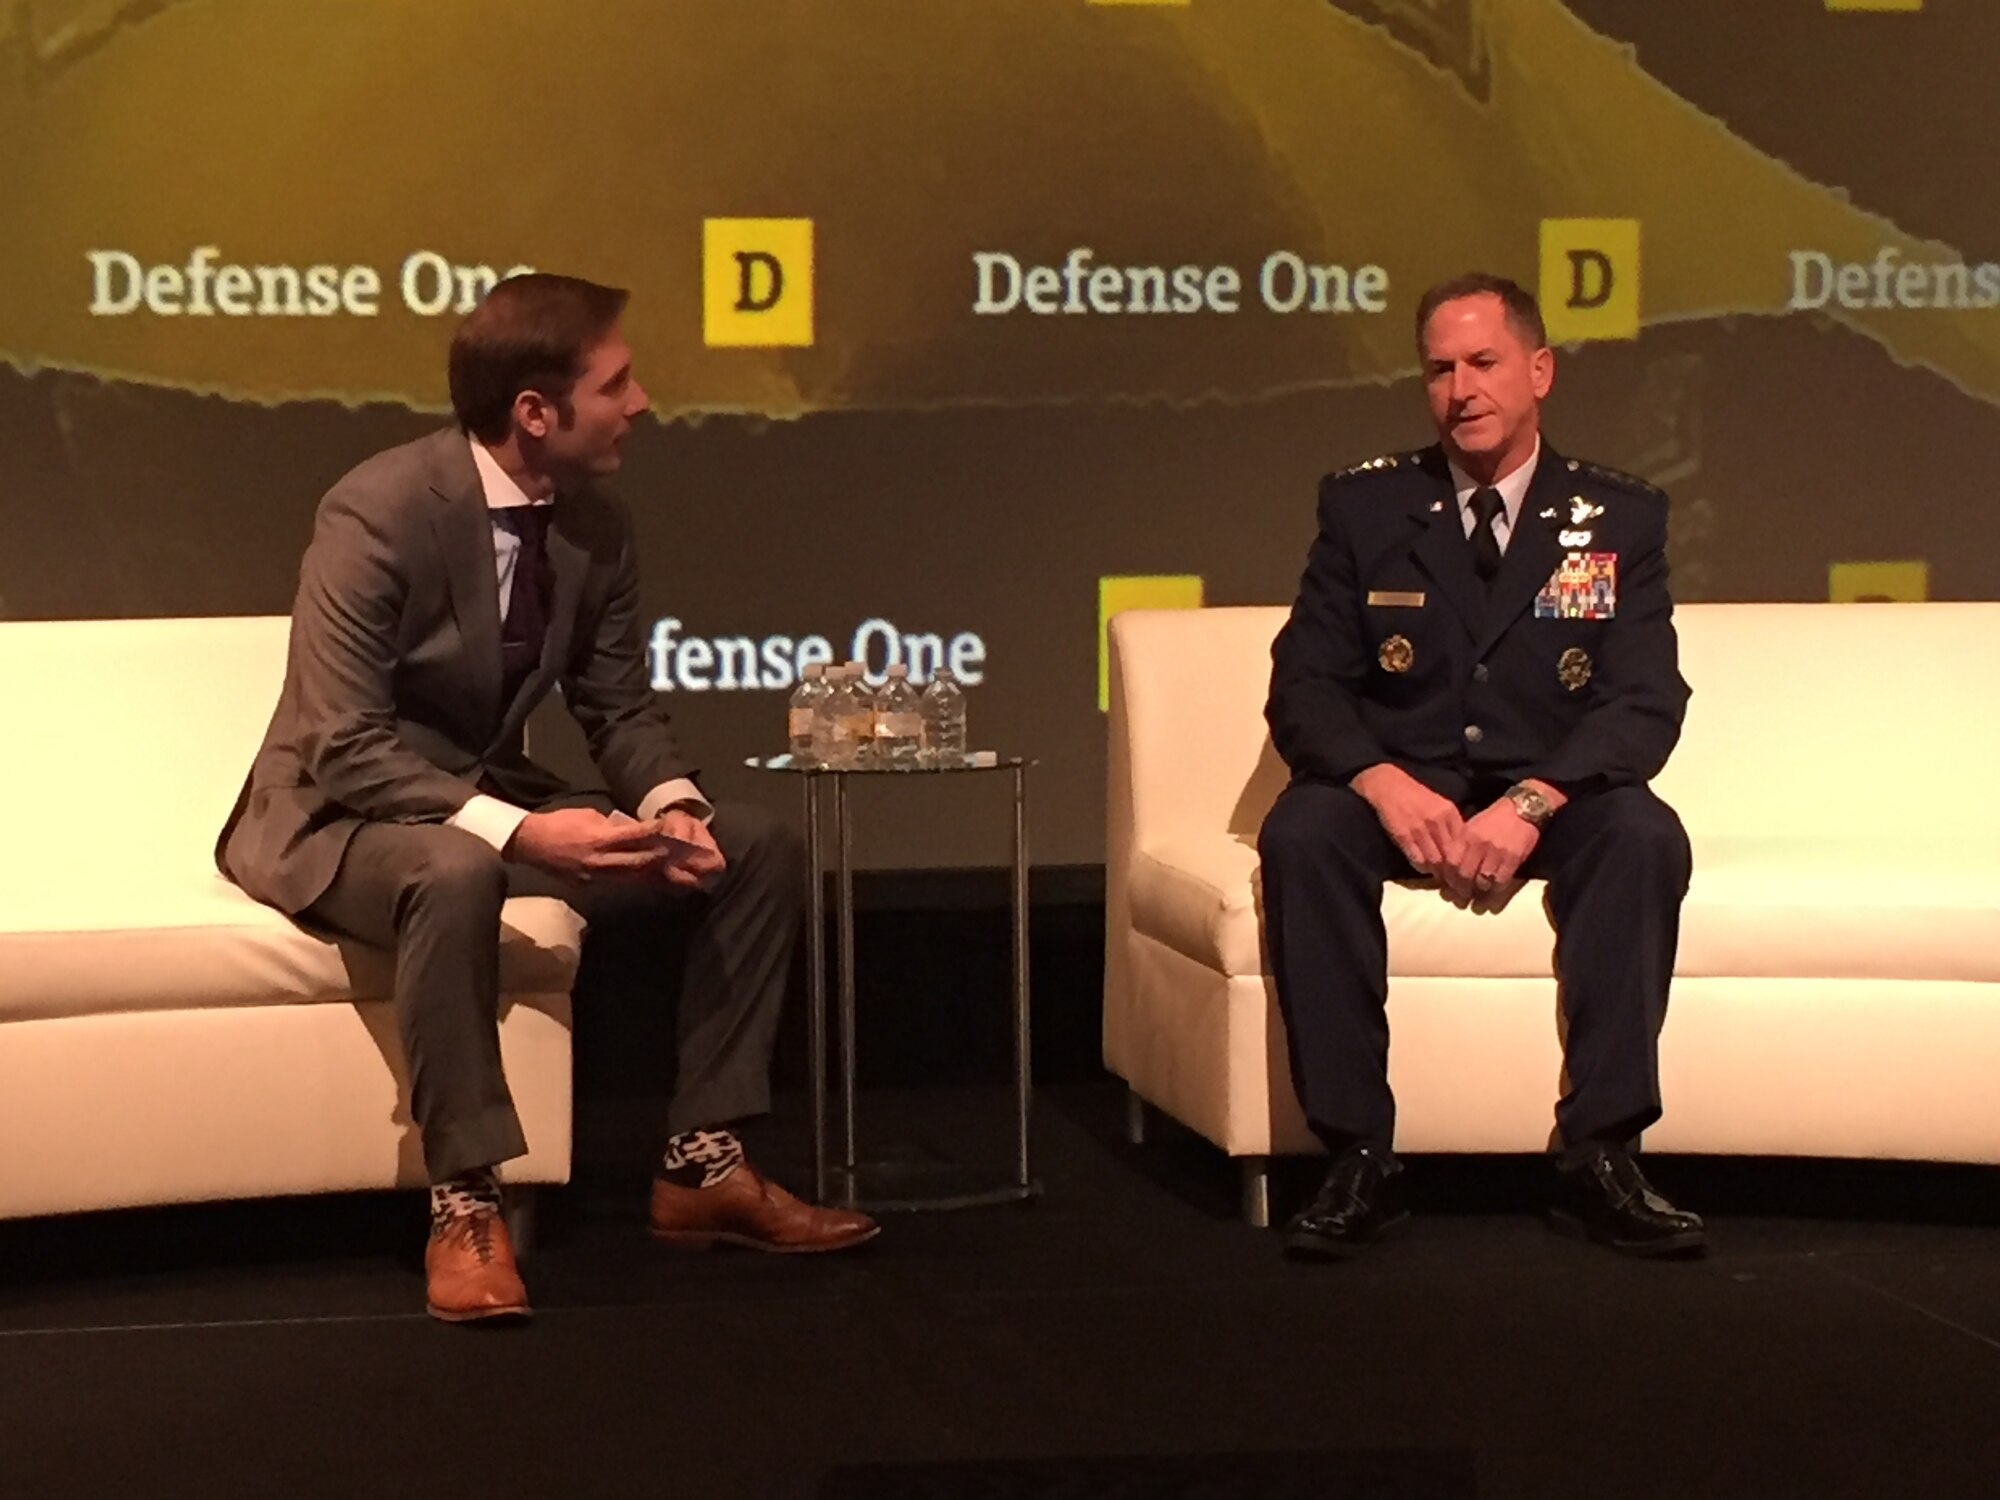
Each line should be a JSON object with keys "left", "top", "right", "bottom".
{"left": 1105, "top": 603, "right": 2000, "bottom": 1225}
{"left": 0, "top": 616, "right": 580, "bottom": 1221}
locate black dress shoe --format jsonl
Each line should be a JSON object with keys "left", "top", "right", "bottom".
{"left": 1549, "top": 1147, "right": 1708, "bottom": 1259}
{"left": 1282, "top": 1145, "right": 1408, "bottom": 1261}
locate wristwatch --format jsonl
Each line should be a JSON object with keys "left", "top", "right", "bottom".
{"left": 1504, "top": 782, "right": 1555, "bottom": 827}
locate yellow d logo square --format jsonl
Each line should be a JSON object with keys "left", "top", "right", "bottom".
{"left": 1540, "top": 219, "right": 1641, "bottom": 344}
{"left": 1099, "top": 575, "right": 1203, "bottom": 711}
{"left": 703, "top": 218, "right": 814, "bottom": 348}
{"left": 1830, "top": 561, "right": 1928, "bottom": 602}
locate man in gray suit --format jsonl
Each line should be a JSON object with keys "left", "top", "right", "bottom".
{"left": 220, "top": 273, "right": 876, "bottom": 1324}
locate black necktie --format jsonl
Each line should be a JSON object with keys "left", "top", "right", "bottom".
{"left": 499, "top": 507, "right": 554, "bottom": 702}
{"left": 1467, "top": 487, "right": 1504, "bottom": 584}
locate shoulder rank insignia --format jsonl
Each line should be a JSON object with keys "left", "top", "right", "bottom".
{"left": 1330, "top": 453, "right": 1402, "bottom": 482}
{"left": 1566, "top": 459, "right": 1667, "bottom": 503}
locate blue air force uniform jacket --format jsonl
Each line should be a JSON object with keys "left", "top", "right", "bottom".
{"left": 1266, "top": 442, "right": 1690, "bottom": 797}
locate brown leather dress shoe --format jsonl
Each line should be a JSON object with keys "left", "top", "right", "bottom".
{"left": 649, "top": 1162, "right": 880, "bottom": 1253}
{"left": 425, "top": 1207, "right": 532, "bottom": 1323}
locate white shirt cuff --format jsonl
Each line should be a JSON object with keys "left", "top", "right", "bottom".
{"left": 637, "top": 778, "right": 713, "bottom": 825}
{"left": 448, "top": 793, "right": 532, "bottom": 854}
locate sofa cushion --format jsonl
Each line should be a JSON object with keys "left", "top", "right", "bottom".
{"left": 0, "top": 870, "right": 583, "bottom": 1023}
{"left": 1674, "top": 837, "right": 2000, "bottom": 984}
{"left": 1134, "top": 834, "right": 2000, "bottom": 986}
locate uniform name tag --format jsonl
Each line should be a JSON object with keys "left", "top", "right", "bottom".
{"left": 1366, "top": 590, "right": 1426, "bottom": 608}
{"left": 1535, "top": 552, "right": 1617, "bottom": 620}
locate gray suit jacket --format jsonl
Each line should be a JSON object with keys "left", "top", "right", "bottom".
{"left": 217, "top": 427, "right": 693, "bottom": 914}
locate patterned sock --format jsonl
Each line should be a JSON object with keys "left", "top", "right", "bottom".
{"left": 659, "top": 1128, "right": 745, "bottom": 1188}
{"left": 429, "top": 1167, "right": 502, "bottom": 1233}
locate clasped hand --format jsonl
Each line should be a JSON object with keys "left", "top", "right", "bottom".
{"left": 1350, "top": 765, "right": 1537, "bottom": 912}
{"left": 508, "top": 807, "right": 726, "bottom": 891}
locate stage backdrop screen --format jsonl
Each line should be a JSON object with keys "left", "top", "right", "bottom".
{"left": 3, "top": 0, "right": 1993, "bottom": 867}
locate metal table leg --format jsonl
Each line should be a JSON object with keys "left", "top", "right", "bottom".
{"left": 834, "top": 771, "right": 859, "bottom": 1194}
{"left": 1012, "top": 762, "right": 1033, "bottom": 1191}
{"left": 804, "top": 775, "right": 827, "bottom": 1205}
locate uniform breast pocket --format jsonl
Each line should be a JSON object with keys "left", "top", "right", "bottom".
{"left": 1362, "top": 596, "right": 1434, "bottom": 691}
{"left": 1532, "top": 618, "right": 1605, "bottom": 698}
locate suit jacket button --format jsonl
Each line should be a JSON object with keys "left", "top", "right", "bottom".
{"left": 1472, "top": 664, "right": 1490, "bottom": 683}
{"left": 1463, "top": 725, "right": 1484, "bottom": 744}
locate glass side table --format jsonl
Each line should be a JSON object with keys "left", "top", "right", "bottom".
{"left": 746, "top": 752, "right": 1038, "bottom": 1211}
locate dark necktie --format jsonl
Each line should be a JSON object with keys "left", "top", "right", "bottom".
{"left": 1467, "top": 487, "right": 1505, "bottom": 584}
{"left": 499, "top": 506, "right": 554, "bottom": 703}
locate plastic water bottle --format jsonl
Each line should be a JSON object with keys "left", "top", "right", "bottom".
{"left": 920, "top": 667, "right": 968, "bottom": 768}
{"left": 787, "top": 663, "right": 828, "bottom": 766}
{"left": 815, "top": 667, "right": 867, "bottom": 769}
{"left": 871, "top": 664, "right": 923, "bottom": 768}
{"left": 841, "top": 661, "right": 877, "bottom": 766}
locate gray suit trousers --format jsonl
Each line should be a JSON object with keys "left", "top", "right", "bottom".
{"left": 304, "top": 797, "right": 804, "bottom": 1182}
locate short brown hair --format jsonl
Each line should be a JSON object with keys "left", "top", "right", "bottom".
{"left": 449, "top": 273, "right": 630, "bottom": 444}
{"left": 1414, "top": 273, "right": 1546, "bottom": 357}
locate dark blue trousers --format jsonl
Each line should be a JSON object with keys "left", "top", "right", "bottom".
{"left": 1257, "top": 775, "right": 1691, "bottom": 1156}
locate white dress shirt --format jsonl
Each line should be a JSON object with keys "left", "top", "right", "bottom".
{"left": 1449, "top": 435, "right": 1542, "bottom": 556}
{"left": 448, "top": 437, "right": 710, "bottom": 854}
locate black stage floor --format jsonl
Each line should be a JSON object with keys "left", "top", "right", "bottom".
{"left": 5, "top": 1080, "right": 2000, "bottom": 1500}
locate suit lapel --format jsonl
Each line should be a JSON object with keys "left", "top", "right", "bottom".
{"left": 1475, "top": 446, "right": 1569, "bottom": 657}
{"left": 426, "top": 434, "right": 504, "bottom": 731}
{"left": 1406, "top": 452, "right": 1484, "bottom": 640}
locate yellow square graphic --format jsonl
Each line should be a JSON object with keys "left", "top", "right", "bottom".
{"left": 1540, "top": 219, "right": 1641, "bottom": 344}
{"left": 703, "top": 218, "right": 814, "bottom": 348}
{"left": 1826, "top": 1, "right": 1921, "bottom": 11}
{"left": 1099, "top": 575, "right": 1203, "bottom": 711}
{"left": 1830, "top": 561, "right": 1929, "bottom": 602}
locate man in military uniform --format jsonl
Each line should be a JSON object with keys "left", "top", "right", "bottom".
{"left": 1259, "top": 273, "right": 1705, "bottom": 1260}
